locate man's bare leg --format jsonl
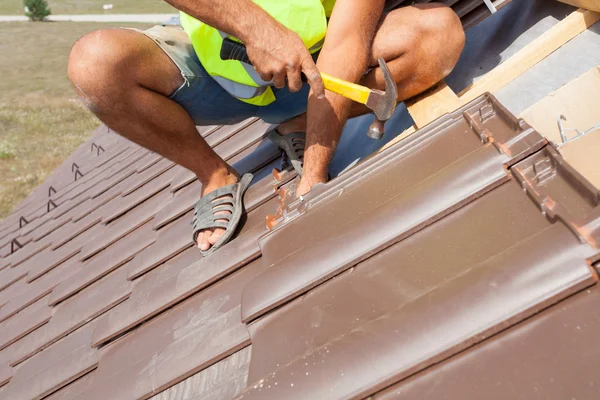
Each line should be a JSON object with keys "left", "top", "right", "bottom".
{"left": 68, "top": 29, "right": 236, "bottom": 252}
{"left": 277, "top": 4, "right": 465, "bottom": 194}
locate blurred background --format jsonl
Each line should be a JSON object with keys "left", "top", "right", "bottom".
{"left": 0, "top": 0, "right": 177, "bottom": 219}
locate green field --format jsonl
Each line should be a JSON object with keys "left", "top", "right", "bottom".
{"left": 0, "top": 0, "right": 176, "bottom": 15}
{"left": 0, "top": 21, "right": 151, "bottom": 219}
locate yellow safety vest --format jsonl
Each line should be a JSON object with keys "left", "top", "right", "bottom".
{"left": 180, "top": 0, "right": 337, "bottom": 106}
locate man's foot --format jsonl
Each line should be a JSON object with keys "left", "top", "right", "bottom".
{"left": 196, "top": 169, "right": 240, "bottom": 251}
{"left": 296, "top": 173, "right": 328, "bottom": 198}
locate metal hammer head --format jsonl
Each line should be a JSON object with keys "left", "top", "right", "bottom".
{"left": 365, "top": 58, "right": 397, "bottom": 140}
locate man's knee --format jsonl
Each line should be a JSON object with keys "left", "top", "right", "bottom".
{"left": 68, "top": 29, "right": 140, "bottom": 112}
{"left": 424, "top": 5, "right": 465, "bottom": 77}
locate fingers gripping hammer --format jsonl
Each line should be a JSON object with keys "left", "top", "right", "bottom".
{"left": 220, "top": 39, "right": 397, "bottom": 139}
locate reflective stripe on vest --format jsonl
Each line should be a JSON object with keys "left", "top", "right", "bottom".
{"left": 181, "top": 0, "right": 334, "bottom": 106}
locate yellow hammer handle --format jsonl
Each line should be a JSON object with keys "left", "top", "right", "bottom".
{"left": 320, "top": 72, "right": 371, "bottom": 105}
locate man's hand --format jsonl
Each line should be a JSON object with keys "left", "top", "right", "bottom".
{"left": 299, "top": 0, "right": 385, "bottom": 197}
{"left": 245, "top": 24, "right": 324, "bottom": 97}
{"left": 166, "top": 0, "right": 324, "bottom": 98}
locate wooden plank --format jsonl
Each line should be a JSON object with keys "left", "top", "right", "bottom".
{"left": 406, "top": 81, "right": 461, "bottom": 128}
{"left": 558, "top": 0, "right": 600, "bottom": 12}
{"left": 559, "top": 129, "right": 600, "bottom": 189}
{"left": 458, "top": 8, "right": 600, "bottom": 103}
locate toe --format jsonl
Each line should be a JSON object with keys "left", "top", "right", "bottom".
{"left": 207, "top": 227, "right": 226, "bottom": 245}
{"left": 198, "top": 230, "right": 212, "bottom": 251}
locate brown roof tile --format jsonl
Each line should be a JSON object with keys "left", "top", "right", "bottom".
{"left": 101, "top": 167, "right": 180, "bottom": 224}
{"left": 373, "top": 284, "right": 600, "bottom": 400}
{"left": 153, "top": 347, "right": 251, "bottom": 400}
{"left": 79, "top": 188, "right": 171, "bottom": 261}
{"left": 241, "top": 95, "right": 544, "bottom": 323}
{"left": 22, "top": 238, "right": 82, "bottom": 283}
{"left": 0, "top": 278, "right": 27, "bottom": 308}
{"left": 0, "top": 267, "right": 28, "bottom": 292}
{"left": 0, "top": 295, "right": 52, "bottom": 351}
{"left": 44, "top": 370, "right": 96, "bottom": 400}
{"left": 5, "top": 268, "right": 130, "bottom": 367}
{"left": 1, "top": 322, "right": 98, "bottom": 400}
{"left": 0, "top": 362, "right": 11, "bottom": 387}
{"left": 240, "top": 181, "right": 598, "bottom": 399}
{"left": 125, "top": 211, "right": 195, "bottom": 281}
{"left": 92, "top": 196, "right": 276, "bottom": 347}
{"left": 2, "top": 57, "right": 598, "bottom": 400}
{"left": 49, "top": 220, "right": 156, "bottom": 307}
{"left": 0, "top": 257, "right": 84, "bottom": 323}
{"left": 81, "top": 259, "right": 267, "bottom": 400}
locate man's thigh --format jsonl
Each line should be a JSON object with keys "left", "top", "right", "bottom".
{"left": 137, "top": 25, "right": 311, "bottom": 126}
{"left": 134, "top": 25, "right": 259, "bottom": 126}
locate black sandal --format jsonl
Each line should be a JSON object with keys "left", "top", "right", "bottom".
{"left": 268, "top": 130, "right": 306, "bottom": 176}
{"left": 192, "top": 173, "right": 253, "bottom": 256}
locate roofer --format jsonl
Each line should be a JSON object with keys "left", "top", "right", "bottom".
{"left": 67, "top": 0, "right": 465, "bottom": 255}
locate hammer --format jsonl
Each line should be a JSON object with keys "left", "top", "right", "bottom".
{"left": 221, "top": 39, "right": 397, "bottom": 139}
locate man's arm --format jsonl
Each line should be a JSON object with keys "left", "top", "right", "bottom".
{"left": 165, "top": 0, "right": 324, "bottom": 96}
{"left": 300, "top": 0, "right": 385, "bottom": 192}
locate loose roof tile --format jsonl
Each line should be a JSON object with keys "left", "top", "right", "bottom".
{"left": 512, "top": 145, "right": 600, "bottom": 252}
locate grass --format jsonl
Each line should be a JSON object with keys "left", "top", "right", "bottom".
{"left": 0, "top": 0, "right": 176, "bottom": 15}
{"left": 0, "top": 21, "right": 151, "bottom": 219}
